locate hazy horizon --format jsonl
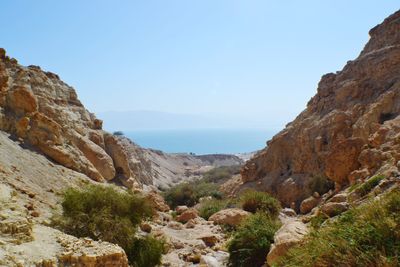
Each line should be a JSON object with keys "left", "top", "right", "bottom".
{"left": 2, "top": 1, "right": 399, "bottom": 130}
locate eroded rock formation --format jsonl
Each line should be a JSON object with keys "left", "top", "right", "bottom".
{"left": 241, "top": 10, "right": 400, "bottom": 208}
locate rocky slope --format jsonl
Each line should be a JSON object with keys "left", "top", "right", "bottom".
{"left": 0, "top": 49, "right": 242, "bottom": 192}
{"left": 240, "top": 10, "right": 400, "bottom": 208}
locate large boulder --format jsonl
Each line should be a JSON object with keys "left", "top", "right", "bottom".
{"left": 267, "top": 219, "right": 309, "bottom": 266}
{"left": 208, "top": 208, "right": 250, "bottom": 227}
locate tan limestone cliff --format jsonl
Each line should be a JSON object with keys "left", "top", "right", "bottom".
{"left": 240, "top": 10, "right": 400, "bottom": 208}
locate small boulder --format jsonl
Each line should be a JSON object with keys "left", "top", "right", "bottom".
{"left": 329, "top": 193, "right": 347, "bottom": 203}
{"left": 199, "top": 235, "right": 219, "bottom": 247}
{"left": 321, "top": 202, "right": 349, "bottom": 217}
{"left": 300, "top": 196, "right": 320, "bottom": 214}
{"left": 281, "top": 208, "right": 296, "bottom": 217}
{"left": 140, "top": 222, "right": 152, "bottom": 233}
{"left": 208, "top": 208, "right": 250, "bottom": 227}
{"left": 175, "top": 205, "right": 189, "bottom": 215}
{"left": 176, "top": 208, "right": 198, "bottom": 223}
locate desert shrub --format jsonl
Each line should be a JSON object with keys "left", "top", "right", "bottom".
{"left": 199, "top": 198, "right": 238, "bottom": 220}
{"left": 53, "top": 184, "right": 163, "bottom": 267}
{"left": 240, "top": 189, "right": 281, "bottom": 218}
{"left": 309, "top": 212, "right": 329, "bottom": 229}
{"left": 163, "top": 181, "right": 222, "bottom": 209}
{"left": 127, "top": 236, "right": 165, "bottom": 267}
{"left": 277, "top": 189, "right": 400, "bottom": 267}
{"left": 202, "top": 165, "right": 241, "bottom": 184}
{"left": 308, "top": 175, "right": 334, "bottom": 195}
{"left": 228, "top": 212, "right": 281, "bottom": 267}
{"left": 358, "top": 174, "right": 385, "bottom": 196}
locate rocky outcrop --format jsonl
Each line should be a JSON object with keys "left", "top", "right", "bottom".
{"left": 0, "top": 183, "right": 129, "bottom": 267}
{"left": 241, "top": 10, "right": 400, "bottom": 208}
{"left": 0, "top": 51, "right": 156, "bottom": 187}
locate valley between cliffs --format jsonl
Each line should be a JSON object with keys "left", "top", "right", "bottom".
{"left": 0, "top": 8, "right": 400, "bottom": 267}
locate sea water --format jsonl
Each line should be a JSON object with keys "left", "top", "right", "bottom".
{"left": 124, "top": 128, "right": 276, "bottom": 155}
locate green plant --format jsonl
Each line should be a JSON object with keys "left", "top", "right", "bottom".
{"left": 308, "top": 175, "right": 334, "bottom": 195}
{"left": 163, "top": 181, "right": 222, "bottom": 209}
{"left": 309, "top": 212, "right": 329, "bottom": 229}
{"left": 228, "top": 212, "right": 281, "bottom": 267}
{"left": 239, "top": 189, "right": 281, "bottom": 218}
{"left": 358, "top": 174, "right": 385, "bottom": 196}
{"left": 53, "top": 184, "right": 163, "bottom": 266}
{"left": 127, "top": 236, "right": 165, "bottom": 267}
{"left": 277, "top": 189, "right": 400, "bottom": 267}
{"left": 199, "top": 198, "right": 237, "bottom": 220}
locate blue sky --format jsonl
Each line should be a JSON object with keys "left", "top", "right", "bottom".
{"left": 1, "top": 1, "right": 399, "bottom": 130}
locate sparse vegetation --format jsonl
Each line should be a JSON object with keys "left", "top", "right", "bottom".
{"left": 199, "top": 198, "right": 237, "bottom": 220}
{"left": 239, "top": 189, "right": 281, "bottom": 218}
{"left": 228, "top": 212, "right": 281, "bottom": 267}
{"left": 53, "top": 184, "right": 164, "bottom": 267}
{"left": 163, "top": 181, "right": 223, "bottom": 209}
{"left": 202, "top": 165, "right": 241, "bottom": 184}
{"left": 308, "top": 175, "right": 334, "bottom": 195}
{"left": 277, "top": 189, "right": 400, "bottom": 267}
{"left": 358, "top": 174, "right": 385, "bottom": 196}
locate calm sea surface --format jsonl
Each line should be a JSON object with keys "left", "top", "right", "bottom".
{"left": 125, "top": 129, "right": 276, "bottom": 155}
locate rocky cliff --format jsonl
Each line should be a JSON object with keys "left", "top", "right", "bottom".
{"left": 241, "top": 10, "right": 400, "bottom": 208}
{"left": 0, "top": 50, "right": 152, "bottom": 188}
{"left": 0, "top": 50, "right": 243, "bottom": 191}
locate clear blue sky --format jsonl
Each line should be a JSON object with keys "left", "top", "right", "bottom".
{"left": 1, "top": 1, "right": 399, "bottom": 129}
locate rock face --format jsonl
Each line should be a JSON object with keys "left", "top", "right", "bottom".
{"left": 241, "top": 10, "right": 400, "bottom": 207}
{"left": 0, "top": 52, "right": 154, "bottom": 187}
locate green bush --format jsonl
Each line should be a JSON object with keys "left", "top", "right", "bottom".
{"left": 127, "top": 236, "right": 165, "bottom": 267}
{"left": 53, "top": 184, "right": 163, "bottom": 267}
{"left": 277, "top": 189, "right": 400, "bottom": 267}
{"left": 358, "top": 174, "right": 385, "bottom": 196}
{"left": 240, "top": 189, "right": 281, "bottom": 218}
{"left": 199, "top": 198, "right": 237, "bottom": 220}
{"left": 308, "top": 175, "right": 334, "bottom": 195}
{"left": 228, "top": 212, "right": 281, "bottom": 267}
{"left": 163, "top": 181, "right": 222, "bottom": 209}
